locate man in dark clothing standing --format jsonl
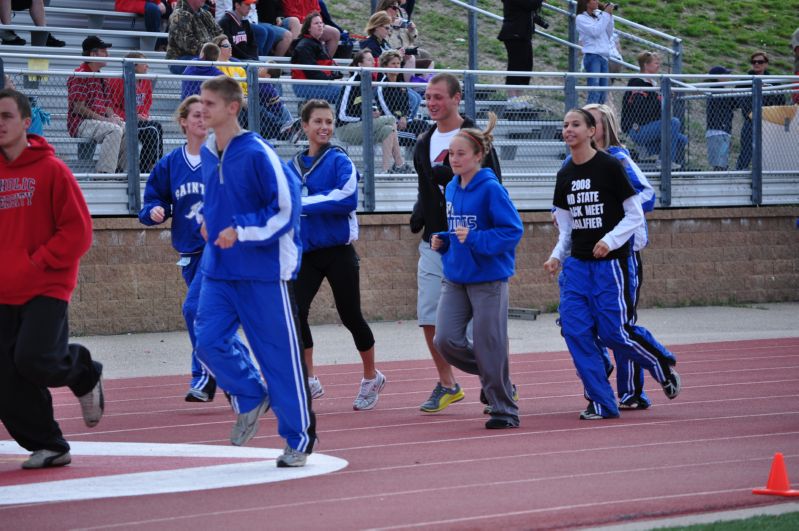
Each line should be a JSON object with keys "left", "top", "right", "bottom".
{"left": 0, "top": 88, "right": 104, "bottom": 470}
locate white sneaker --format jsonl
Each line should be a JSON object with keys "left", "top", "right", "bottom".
{"left": 230, "top": 397, "right": 270, "bottom": 446}
{"left": 78, "top": 374, "right": 104, "bottom": 428}
{"left": 353, "top": 370, "right": 386, "bottom": 411}
{"left": 22, "top": 449, "right": 71, "bottom": 469}
{"left": 276, "top": 446, "right": 308, "bottom": 468}
{"left": 308, "top": 376, "right": 325, "bottom": 399}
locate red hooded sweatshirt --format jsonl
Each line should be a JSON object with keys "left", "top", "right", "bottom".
{"left": 0, "top": 135, "right": 93, "bottom": 305}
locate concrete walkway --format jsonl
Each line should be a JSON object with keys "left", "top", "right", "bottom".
{"left": 74, "top": 302, "right": 799, "bottom": 379}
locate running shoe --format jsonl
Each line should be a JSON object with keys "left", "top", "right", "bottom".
{"left": 619, "top": 396, "right": 651, "bottom": 410}
{"left": 230, "top": 397, "right": 270, "bottom": 446}
{"left": 185, "top": 376, "right": 217, "bottom": 402}
{"left": 419, "top": 382, "right": 464, "bottom": 413}
{"left": 661, "top": 367, "right": 681, "bottom": 400}
{"left": 78, "top": 371, "right": 104, "bottom": 427}
{"left": 353, "top": 370, "right": 386, "bottom": 411}
{"left": 485, "top": 417, "right": 519, "bottom": 429}
{"left": 579, "top": 402, "right": 619, "bottom": 420}
{"left": 308, "top": 376, "right": 325, "bottom": 399}
{"left": 276, "top": 446, "right": 308, "bottom": 468}
{"left": 22, "top": 449, "right": 71, "bottom": 469}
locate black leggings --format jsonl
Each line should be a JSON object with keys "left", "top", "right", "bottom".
{"left": 503, "top": 39, "right": 533, "bottom": 86}
{"left": 294, "top": 245, "right": 375, "bottom": 352}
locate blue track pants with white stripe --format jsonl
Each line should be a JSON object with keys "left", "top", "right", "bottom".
{"left": 194, "top": 278, "right": 316, "bottom": 454}
{"left": 559, "top": 256, "right": 676, "bottom": 417}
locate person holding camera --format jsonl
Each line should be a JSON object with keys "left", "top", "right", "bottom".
{"left": 497, "top": 0, "right": 543, "bottom": 103}
{"left": 290, "top": 11, "right": 342, "bottom": 104}
{"left": 576, "top": 0, "right": 616, "bottom": 104}
{"left": 375, "top": 0, "right": 433, "bottom": 75}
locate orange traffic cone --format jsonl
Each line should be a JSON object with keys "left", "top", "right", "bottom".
{"left": 753, "top": 453, "right": 799, "bottom": 497}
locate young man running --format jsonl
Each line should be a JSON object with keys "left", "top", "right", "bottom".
{"left": 194, "top": 76, "right": 315, "bottom": 467}
{"left": 0, "top": 88, "right": 104, "bottom": 469}
{"left": 410, "top": 73, "right": 502, "bottom": 413}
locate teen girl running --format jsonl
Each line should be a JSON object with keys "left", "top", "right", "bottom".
{"left": 288, "top": 99, "right": 386, "bottom": 411}
{"left": 544, "top": 108, "right": 681, "bottom": 420}
{"left": 431, "top": 113, "right": 524, "bottom": 429}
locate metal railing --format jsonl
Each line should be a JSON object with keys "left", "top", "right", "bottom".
{"left": 1, "top": 55, "right": 798, "bottom": 216}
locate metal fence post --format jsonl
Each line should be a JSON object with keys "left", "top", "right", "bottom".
{"left": 361, "top": 73, "right": 376, "bottom": 212}
{"left": 751, "top": 77, "right": 763, "bottom": 205}
{"left": 246, "top": 64, "right": 260, "bottom": 135}
{"left": 464, "top": 72, "right": 476, "bottom": 121}
{"left": 564, "top": 74, "right": 577, "bottom": 113}
{"left": 671, "top": 38, "right": 683, "bottom": 75}
{"left": 659, "top": 76, "right": 672, "bottom": 207}
{"left": 568, "top": 0, "right": 578, "bottom": 74}
{"left": 468, "top": 0, "right": 478, "bottom": 72}
{"left": 122, "top": 60, "right": 141, "bottom": 215}
{"left": 0, "top": 58, "right": 4, "bottom": 88}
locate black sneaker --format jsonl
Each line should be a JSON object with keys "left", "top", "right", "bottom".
{"left": 185, "top": 376, "right": 217, "bottom": 402}
{"left": 485, "top": 417, "right": 519, "bottom": 429}
{"left": 661, "top": 368, "right": 681, "bottom": 400}
{"left": 619, "top": 396, "right": 650, "bottom": 410}
{"left": 45, "top": 33, "right": 66, "bottom": 47}
{"left": 2, "top": 33, "right": 26, "bottom": 46}
{"left": 481, "top": 385, "right": 518, "bottom": 415}
{"left": 579, "top": 402, "right": 618, "bottom": 420}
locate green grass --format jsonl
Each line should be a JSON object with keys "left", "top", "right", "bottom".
{"left": 327, "top": 0, "right": 797, "bottom": 76}
{"left": 657, "top": 511, "right": 799, "bottom": 530}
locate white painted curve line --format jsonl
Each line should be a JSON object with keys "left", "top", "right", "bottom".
{"left": 0, "top": 441, "right": 347, "bottom": 505}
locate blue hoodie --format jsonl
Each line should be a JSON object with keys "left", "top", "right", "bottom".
{"left": 200, "top": 130, "right": 302, "bottom": 282}
{"left": 181, "top": 63, "right": 225, "bottom": 100}
{"left": 138, "top": 145, "right": 205, "bottom": 255}
{"left": 287, "top": 144, "right": 359, "bottom": 253}
{"left": 436, "top": 168, "right": 523, "bottom": 284}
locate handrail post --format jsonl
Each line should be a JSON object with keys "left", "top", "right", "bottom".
{"left": 751, "top": 77, "right": 763, "bottom": 205}
{"left": 122, "top": 60, "right": 141, "bottom": 214}
{"left": 361, "top": 73, "right": 376, "bottom": 212}
{"left": 464, "top": 72, "right": 476, "bottom": 121}
{"left": 568, "top": 0, "right": 578, "bottom": 74}
{"left": 659, "top": 76, "right": 672, "bottom": 207}
{"left": 564, "top": 74, "right": 577, "bottom": 113}
{"left": 247, "top": 64, "right": 260, "bottom": 135}
{"left": 468, "top": 0, "right": 478, "bottom": 72}
{"left": 0, "top": 58, "right": 5, "bottom": 88}
{"left": 671, "top": 38, "right": 683, "bottom": 75}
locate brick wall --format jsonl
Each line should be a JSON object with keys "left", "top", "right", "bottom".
{"left": 70, "top": 207, "right": 799, "bottom": 335}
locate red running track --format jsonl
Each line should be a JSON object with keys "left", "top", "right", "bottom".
{"left": 2, "top": 338, "right": 799, "bottom": 530}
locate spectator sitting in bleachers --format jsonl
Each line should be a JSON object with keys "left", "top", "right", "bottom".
{"left": 181, "top": 42, "right": 225, "bottom": 99}
{"left": 375, "top": 0, "right": 432, "bottom": 74}
{"left": 376, "top": 49, "right": 426, "bottom": 147}
{"left": 211, "top": 34, "right": 293, "bottom": 139}
{"left": 3, "top": 73, "right": 50, "bottom": 135}
{"left": 0, "top": 0, "right": 64, "bottom": 46}
{"left": 291, "top": 11, "right": 342, "bottom": 104}
{"left": 256, "top": 0, "right": 300, "bottom": 40}
{"left": 115, "top": 0, "right": 171, "bottom": 40}
{"left": 621, "top": 51, "right": 687, "bottom": 168}
{"left": 281, "top": 0, "right": 339, "bottom": 58}
{"left": 218, "top": 0, "right": 260, "bottom": 60}
{"left": 108, "top": 52, "right": 164, "bottom": 173}
{"left": 67, "top": 37, "right": 126, "bottom": 174}
{"left": 166, "top": 0, "right": 224, "bottom": 74}
{"left": 336, "top": 49, "right": 410, "bottom": 174}
{"left": 216, "top": 0, "right": 292, "bottom": 57}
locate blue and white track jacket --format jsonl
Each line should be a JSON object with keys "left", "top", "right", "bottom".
{"left": 200, "top": 130, "right": 302, "bottom": 281}
{"left": 288, "top": 144, "right": 359, "bottom": 253}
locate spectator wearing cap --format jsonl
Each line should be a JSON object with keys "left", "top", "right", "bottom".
{"left": 166, "top": 0, "right": 224, "bottom": 74}
{"left": 704, "top": 65, "right": 738, "bottom": 171}
{"left": 735, "top": 51, "right": 787, "bottom": 170}
{"left": 218, "top": 0, "right": 260, "bottom": 60}
{"left": 66, "top": 37, "right": 126, "bottom": 174}
{"left": 216, "top": 0, "right": 292, "bottom": 57}
{"left": 0, "top": 0, "right": 65, "bottom": 47}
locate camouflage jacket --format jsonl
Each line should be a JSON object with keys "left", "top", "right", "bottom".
{"left": 166, "top": 0, "right": 224, "bottom": 60}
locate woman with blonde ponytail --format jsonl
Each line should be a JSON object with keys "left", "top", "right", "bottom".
{"left": 429, "top": 112, "right": 524, "bottom": 430}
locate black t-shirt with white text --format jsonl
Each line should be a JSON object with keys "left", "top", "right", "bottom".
{"left": 553, "top": 150, "right": 636, "bottom": 261}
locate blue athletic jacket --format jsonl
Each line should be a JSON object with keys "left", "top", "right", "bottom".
{"left": 137, "top": 145, "right": 205, "bottom": 255}
{"left": 200, "top": 130, "right": 302, "bottom": 281}
{"left": 287, "top": 144, "right": 359, "bottom": 253}
{"left": 436, "top": 168, "right": 523, "bottom": 284}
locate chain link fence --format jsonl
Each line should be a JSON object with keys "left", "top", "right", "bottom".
{"left": 1, "top": 56, "right": 798, "bottom": 213}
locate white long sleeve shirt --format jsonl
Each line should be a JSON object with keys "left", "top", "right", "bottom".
{"left": 576, "top": 10, "right": 614, "bottom": 58}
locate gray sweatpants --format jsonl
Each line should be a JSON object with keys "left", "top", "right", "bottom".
{"left": 433, "top": 279, "right": 518, "bottom": 424}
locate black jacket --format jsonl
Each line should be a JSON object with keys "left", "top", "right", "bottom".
{"left": 410, "top": 116, "right": 502, "bottom": 242}
{"left": 498, "top": 0, "right": 543, "bottom": 42}
{"left": 621, "top": 77, "right": 661, "bottom": 133}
